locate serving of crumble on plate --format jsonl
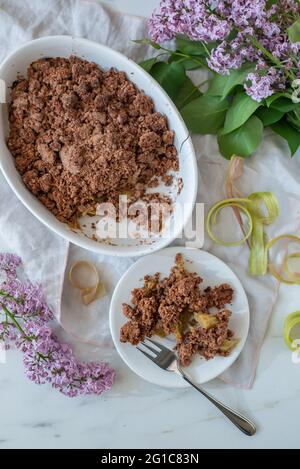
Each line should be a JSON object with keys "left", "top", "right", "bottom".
{"left": 109, "top": 247, "right": 249, "bottom": 388}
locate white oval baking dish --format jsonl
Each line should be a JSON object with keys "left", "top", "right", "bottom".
{"left": 0, "top": 36, "right": 198, "bottom": 257}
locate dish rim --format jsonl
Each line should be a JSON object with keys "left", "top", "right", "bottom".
{"left": 0, "top": 35, "right": 198, "bottom": 257}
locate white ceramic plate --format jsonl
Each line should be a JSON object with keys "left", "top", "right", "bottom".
{"left": 0, "top": 36, "right": 197, "bottom": 257}
{"left": 110, "top": 247, "right": 250, "bottom": 388}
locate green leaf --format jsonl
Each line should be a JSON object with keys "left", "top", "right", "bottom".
{"left": 134, "top": 39, "right": 162, "bottom": 50}
{"left": 265, "top": 92, "right": 291, "bottom": 107}
{"left": 181, "top": 95, "right": 228, "bottom": 134}
{"left": 170, "top": 35, "right": 213, "bottom": 70}
{"left": 218, "top": 116, "right": 264, "bottom": 159}
{"left": 294, "top": 104, "right": 300, "bottom": 120}
{"left": 287, "top": 107, "right": 300, "bottom": 130}
{"left": 150, "top": 62, "right": 186, "bottom": 101}
{"left": 168, "top": 53, "right": 205, "bottom": 70}
{"left": 271, "top": 120, "right": 300, "bottom": 156}
{"left": 223, "top": 92, "right": 261, "bottom": 134}
{"left": 256, "top": 107, "right": 284, "bottom": 126}
{"left": 145, "top": 60, "right": 201, "bottom": 110}
{"left": 206, "top": 74, "right": 230, "bottom": 97}
{"left": 174, "top": 77, "right": 202, "bottom": 110}
{"left": 288, "top": 18, "right": 300, "bottom": 43}
{"left": 207, "top": 64, "right": 254, "bottom": 100}
{"left": 176, "top": 36, "right": 216, "bottom": 56}
{"left": 139, "top": 57, "right": 158, "bottom": 73}
{"left": 270, "top": 97, "right": 298, "bottom": 113}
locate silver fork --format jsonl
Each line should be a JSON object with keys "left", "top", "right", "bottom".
{"left": 137, "top": 338, "right": 256, "bottom": 436}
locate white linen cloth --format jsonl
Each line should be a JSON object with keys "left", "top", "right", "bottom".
{"left": 0, "top": 0, "right": 299, "bottom": 388}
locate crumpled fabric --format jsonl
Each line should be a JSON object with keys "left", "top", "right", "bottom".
{"left": 0, "top": 0, "right": 299, "bottom": 388}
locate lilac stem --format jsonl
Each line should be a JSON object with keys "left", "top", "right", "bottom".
{"left": 1, "top": 303, "right": 30, "bottom": 339}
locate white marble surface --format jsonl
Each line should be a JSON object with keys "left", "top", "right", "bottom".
{"left": 0, "top": 0, "right": 300, "bottom": 450}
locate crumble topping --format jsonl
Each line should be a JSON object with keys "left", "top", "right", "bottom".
{"left": 120, "top": 253, "right": 238, "bottom": 367}
{"left": 7, "top": 56, "right": 179, "bottom": 224}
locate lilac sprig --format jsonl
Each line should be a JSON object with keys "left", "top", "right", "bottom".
{"left": 0, "top": 253, "right": 115, "bottom": 397}
{"left": 149, "top": 0, "right": 300, "bottom": 101}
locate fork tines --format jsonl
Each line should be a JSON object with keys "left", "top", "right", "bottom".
{"left": 137, "top": 338, "right": 176, "bottom": 370}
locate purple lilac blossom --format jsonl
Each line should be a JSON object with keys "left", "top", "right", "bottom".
{"left": 207, "top": 40, "right": 244, "bottom": 74}
{"left": 0, "top": 253, "right": 21, "bottom": 278}
{"left": 1, "top": 278, "right": 53, "bottom": 322}
{"left": 148, "top": 0, "right": 300, "bottom": 100}
{"left": 0, "top": 253, "right": 115, "bottom": 397}
{"left": 245, "top": 68, "right": 279, "bottom": 101}
{"left": 149, "top": 0, "right": 231, "bottom": 43}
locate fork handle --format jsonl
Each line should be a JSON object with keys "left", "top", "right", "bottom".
{"left": 181, "top": 374, "right": 256, "bottom": 436}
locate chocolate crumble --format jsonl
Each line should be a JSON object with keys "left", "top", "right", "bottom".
{"left": 120, "top": 254, "right": 239, "bottom": 367}
{"left": 7, "top": 56, "right": 179, "bottom": 224}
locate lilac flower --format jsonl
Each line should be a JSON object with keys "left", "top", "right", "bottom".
{"left": 0, "top": 322, "right": 18, "bottom": 347}
{"left": 0, "top": 253, "right": 115, "bottom": 397}
{"left": 149, "top": 0, "right": 231, "bottom": 43}
{"left": 1, "top": 278, "right": 53, "bottom": 323}
{"left": 148, "top": 14, "right": 174, "bottom": 43}
{"left": 229, "top": 0, "right": 270, "bottom": 29}
{"left": 148, "top": 0, "right": 300, "bottom": 100}
{"left": 22, "top": 325, "right": 115, "bottom": 397}
{"left": 0, "top": 253, "right": 21, "bottom": 278}
{"left": 76, "top": 362, "right": 116, "bottom": 396}
{"left": 207, "top": 41, "right": 244, "bottom": 74}
{"left": 245, "top": 68, "right": 279, "bottom": 101}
